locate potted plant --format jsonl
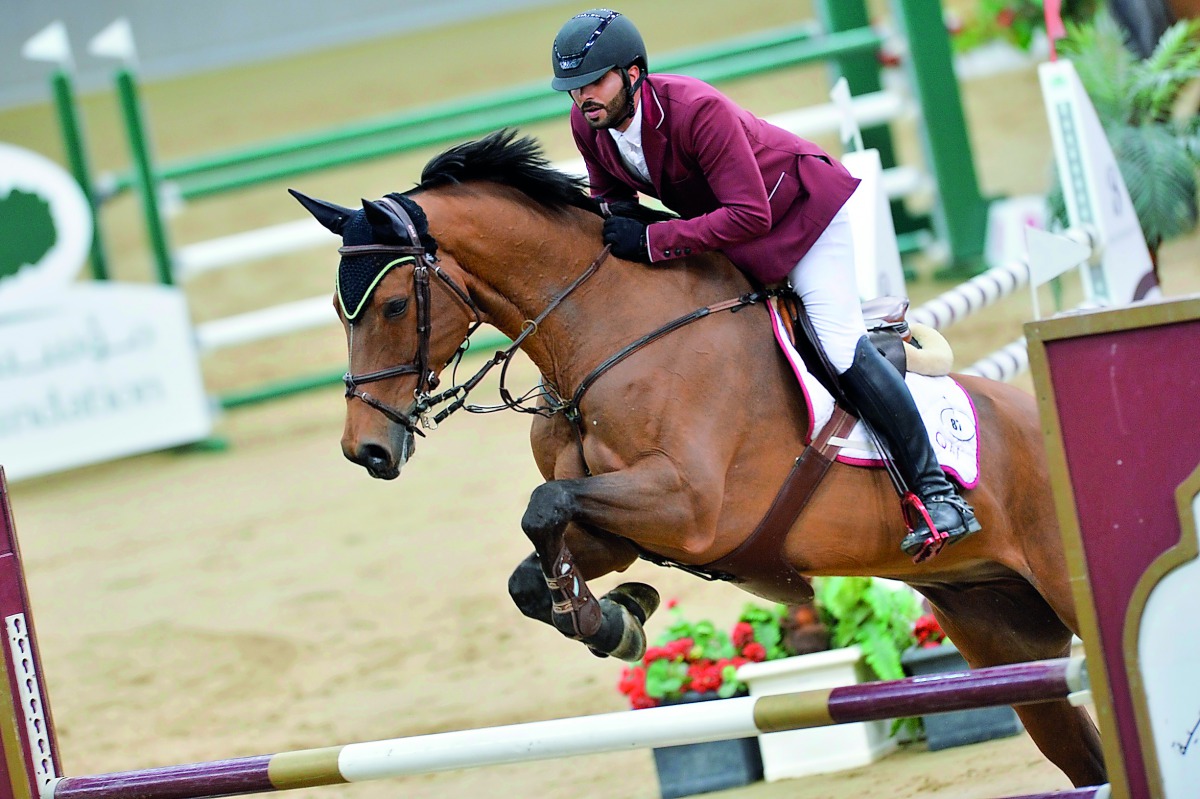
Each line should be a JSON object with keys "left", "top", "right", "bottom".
{"left": 1047, "top": 11, "right": 1200, "bottom": 281}
{"left": 900, "top": 611, "right": 1024, "bottom": 750}
{"left": 617, "top": 600, "right": 776, "bottom": 799}
{"left": 735, "top": 577, "right": 922, "bottom": 781}
{"left": 812, "top": 576, "right": 922, "bottom": 682}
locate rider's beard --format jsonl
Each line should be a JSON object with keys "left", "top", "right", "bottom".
{"left": 580, "top": 85, "right": 631, "bottom": 130}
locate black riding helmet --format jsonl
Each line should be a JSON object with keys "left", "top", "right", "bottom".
{"left": 551, "top": 9, "right": 647, "bottom": 92}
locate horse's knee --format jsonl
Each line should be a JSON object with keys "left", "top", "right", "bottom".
{"left": 522, "top": 480, "right": 579, "bottom": 543}
{"left": 508, "top": 553, "right": 552, "bottom": 623}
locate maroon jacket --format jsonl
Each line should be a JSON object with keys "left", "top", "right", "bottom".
{"left": 570, "top": 74, "right": 860, "bottom": 284}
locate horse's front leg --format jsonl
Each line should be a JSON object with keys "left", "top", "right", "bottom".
{"left": 508, "top": 529, "right": 660, "bottom": 660}
{"left": 518, "top": 460, "right": 700, "bottom": 657}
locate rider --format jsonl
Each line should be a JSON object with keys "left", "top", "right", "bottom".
{"left": 549, "top": 8, "right": 980, "bottom": 559}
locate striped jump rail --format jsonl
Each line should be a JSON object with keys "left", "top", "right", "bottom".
{"left": 44, "top": 657, "right": 1089, "bottom": 799}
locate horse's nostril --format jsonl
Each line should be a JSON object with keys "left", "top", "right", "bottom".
{"left": 358, "top": 443, "right": 391, "bottom": 468}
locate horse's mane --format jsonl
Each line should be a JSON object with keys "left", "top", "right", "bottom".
{"left": 414, "top": 128, "right": 675, "bottom": 225}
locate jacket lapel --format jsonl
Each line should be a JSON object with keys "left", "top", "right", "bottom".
{"left": 639, "top": 79, "right": 670, "bottom": 194}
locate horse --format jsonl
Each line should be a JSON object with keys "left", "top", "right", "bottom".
{"left": 290, "top": 130, "right": 1106, "bottom": 789}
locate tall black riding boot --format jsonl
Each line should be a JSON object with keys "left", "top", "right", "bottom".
{"left": 838, "top": 336, "right": 981, "bottom": 561}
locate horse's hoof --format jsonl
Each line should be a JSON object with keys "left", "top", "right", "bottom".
{"left": 603, "top": 582, "right": 660, "bottom": 625}
{"left": 604, "top": 603, "right": 647, "bottom": 663}
{"left": 582, "top": 599, "right": 647, "bottom": 661}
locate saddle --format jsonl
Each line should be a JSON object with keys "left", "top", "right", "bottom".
{"left": 637, "top": 294, "right": 916, "bottom": 604}
{"left": 782, "top": 293, "right": 911, "bottom": 388}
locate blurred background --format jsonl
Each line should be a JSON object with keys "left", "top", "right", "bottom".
{"left": 0, "top": 1, "right": 1196, "bottom": 797}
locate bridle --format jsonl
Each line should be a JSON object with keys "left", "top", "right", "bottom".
{"left": 341, "top": 221, "right": 615, "bottom": 437}
{"left": 340, "top": 243, "right": 483, "bottom": 436}
{"left": 339, "top": 189, "right": 774, "bottom": 462}
{"left": 339, "top": 195, "right": 484, "bottom": 437}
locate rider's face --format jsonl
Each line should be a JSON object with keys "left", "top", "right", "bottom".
{"left": 569, "top": 66, "right": 640, "bottom": 131}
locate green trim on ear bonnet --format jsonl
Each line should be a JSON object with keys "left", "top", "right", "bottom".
{"left": 338, "top": 256, "right": 415, "bottom": 321}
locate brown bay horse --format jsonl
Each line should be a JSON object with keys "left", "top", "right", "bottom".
{"left": 291, "top": 130, "right": 1105, "bottom": 788}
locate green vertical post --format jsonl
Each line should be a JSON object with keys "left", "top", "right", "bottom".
{"left": 891, "top": 0, "right": 990, "bottom": 274}
{"left": 814, "top": 0, "right": 928, "bottom": 240}
{"left": 113, "top": 67, "right": 174, "bottom": 285}
{"left": 50, "top": 69, "right": 110, "bottom": 280}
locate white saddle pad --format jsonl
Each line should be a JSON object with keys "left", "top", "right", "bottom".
{"left": 767, "top": 301, "right": 979, "bottom": 489}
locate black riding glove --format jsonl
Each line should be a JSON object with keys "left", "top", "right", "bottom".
{"left": 602, "top": 216, "right": 651, "bottom": 262}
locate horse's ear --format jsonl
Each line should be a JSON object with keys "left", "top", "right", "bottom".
{"left": 289, "top": 189, "right": 354, "bottom": 235}
{"left": 362, "top": 198, "right": 410, "bottom": 245}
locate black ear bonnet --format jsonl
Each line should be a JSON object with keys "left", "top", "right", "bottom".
{"left": 337, "top": 194, "right": 438, "bottom": 321}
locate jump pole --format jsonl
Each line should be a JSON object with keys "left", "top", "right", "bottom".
{"left": 0, "top": 471, "right": 1106, "bottom": 799}
{"left": 39, "top": 657, "right": 1088, "bottom": 799}
{"left": 0, "top": 469, "right": 60, "bottom": 799}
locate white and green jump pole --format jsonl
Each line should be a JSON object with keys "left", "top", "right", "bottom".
{"left": 88, "top": 19, "right": 175, "bottom": 287}
{"left": 20, "top": 22, "right": 110, "bottom": 281}
{"left": 52, "top": 1, "right": 988, "bottom": 409}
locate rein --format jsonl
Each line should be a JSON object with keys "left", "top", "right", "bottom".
{"left": 414, "top": 245, "right": 615, "bottom": 427}
{"left": 557, "top": 288, "right": 777, "bottom": 476}
{"left": 345, "top": 237, "right": 777, "bottom": 463}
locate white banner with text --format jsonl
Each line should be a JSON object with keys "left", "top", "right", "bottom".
{"left": 0, "top": 282, "right": 212, "bottom": 481}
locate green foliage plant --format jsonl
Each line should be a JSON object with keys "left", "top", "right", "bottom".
{"left": 814, "top": 576, "right": 921, "bottom": 682}
{"left": 1049, "top": 12, "right": 1200, "bottom": 256}
{"left": 950, "top": 0, "right": 1098, "bottom": 53}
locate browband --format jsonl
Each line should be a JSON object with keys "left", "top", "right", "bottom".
{"left": 338, "top": 244, "right": 426, "bottom": 257}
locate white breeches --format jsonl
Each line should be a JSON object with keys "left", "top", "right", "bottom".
{"left": 787, "top": 204, "right": 866, "bottom": 374}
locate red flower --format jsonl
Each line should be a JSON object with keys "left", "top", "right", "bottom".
{"left": 687, "top": 662, "right": 724, "bottom": 693}
{"left": 643, "top": 646, "right": 670, "bottom": 663}
{"left": 741, "top": 642, "right": 767, "bottom": 662}
{"left": 630, "top": 693, "right": 658, "bottom": 709}
{"left": 666, "top": 638, "right": 694, "bottom": 658}
{"left": 666, "top": 598, "right": 679, "bottom": 609}
{"left": 619, "top": 666, "right": 658, "bottom": 708}
{"left": 618, "top": 666, "right": 646, "bottom": 695}
{"left": 731, "top": 621, "right": 755, "bottom": 648}
{"left": 876, "top": 48, "right": 902, "bottom": 69}
{"left": 996, "top": 8, "right": 1016, "bottom": 28}
{"left": 914, "top": 613, "right": 947, "bottom": 648}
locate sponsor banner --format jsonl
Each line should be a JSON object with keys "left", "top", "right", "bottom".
{"left": 0, "top": 283, "right": 212, "bottom": 481}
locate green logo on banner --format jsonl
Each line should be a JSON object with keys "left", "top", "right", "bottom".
{"left": 0, "top": 142, "right": 91, "bottom": 312}
{"left": 0, "top": 189, "right": 56, "bottom": 280}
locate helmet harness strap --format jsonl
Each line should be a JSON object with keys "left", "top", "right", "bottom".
{"left": 617, "top": 65, "right": 643, "bottom": 130}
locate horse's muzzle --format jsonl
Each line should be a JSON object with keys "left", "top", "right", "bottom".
{"left": 347, "top": 431, "right": 416, "bottom": 480}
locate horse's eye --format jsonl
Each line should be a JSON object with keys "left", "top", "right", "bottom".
{"left": 383, "top": 298, "right": 409, "bottom": 318}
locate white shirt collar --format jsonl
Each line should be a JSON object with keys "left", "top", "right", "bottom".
{"left": 607, "top": 98, "right": 650, "bottom": 183}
